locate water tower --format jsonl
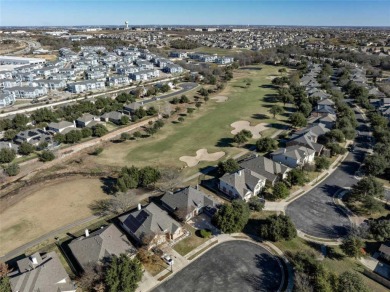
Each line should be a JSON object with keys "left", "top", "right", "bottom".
{"left": 125, "top": 21, "right": 129, "bottom": 29}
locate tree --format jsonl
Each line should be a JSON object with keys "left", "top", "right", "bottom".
{"left": 64, "top": 130, "right": 82, "bottom": 144}
{"left": 0, "top": 148, "right": 16, "bottom": 163}
{"left": 287, "top": 169, "right": 307, "bottom": 186}
{"left": 146, "top": 106, "right": 158, "bottom": 116}
{"left": 289, "top": 112, "right": 307, "bottom": 128}
{"left": 92, "top": 124, "right": 108, "bottom": 137}
{"left": 4, "top": 163, "right": 20, "bottom": 176}
{"left": 338, "top": 271, "right": 368, "bottom": 292}
{"left": 170, "top": 97, "right": 179, "bottom": 104}
{"left": 271, "top": 181, "right": 290, "bottom": 200}
{"left": 347, "top": 176, "right": 384, "bottom": 213}
{"left": 133, "top": 131, "right": 142, "bottom": 139}
{"left": 134, "top": 108, "right": 146, "bottom": 119}
{"left": 259, "top": 214, "right": 297, "bottom": 241}
{"left": 269, "top": 105, "right": 284, "bottom": 118}
{"left": 121, "top": 132, "right": 131, "bottom": 141}
{"left": 178, "top": 117, "right": 185, "bottom": 123}
{"left": 0, "top": 262, "right": 11, "bottom": 292}
{"left": 256, "top": 137, "right": 278, "bottom": 152}
{"left": 179, "top": 95, "right": 189, "bottom": 103}
{"left": 145, "top": 126, "right": 158, "bottom": 136}
{"left": 187, "top": 108, "right": 195, "bottom": 115}
{"left": 248, "top": 197, "right": 264, "bottom": 211}
{"left": 315, "top": 156, "right": 331, "bottom": 171}
{"left": 212, "top": 200, "right": 250, "bottom": 233}
{"left": 327, "top": 143, "right": 347, "bottom": 157}
{"left": 278, "top": 88, "right": 294, "bottom": 106}
{"left": 218, "top": 158, "right": 240, "bottom": 174}
{"left": 154, "top": 168, "right": 181, "bottom": 192}
{"left": 368, "top": 219, "right": 390, "bottom": 241}
{"left": 341, "top": 235, "right": 364, "bottom": 258}
{"left": 195, "top": 102, "right": 202, "bottom": 109}
{"left": 18, "top": 142, "right": 34, "bottom": 155}
{"left": 327, "top": 129, "right": 345, "bottom": 143}
{"left": 39, "top": 150, "right": 55, "bottom": 162}
{"left": 233, "top": 130, "right": 252, "bottom": 146}
{"left": 364, "top": 154, "right": 389, "bottom": 176}
{"left": 105, "top": 254, "right": 143, "bottom": 292}
{"left": 3, "top": 129, "right": 17, "bottom": 141}
{"left": 138, "top": 166, "right": 161, "bottom": 187}
{"left": 120, "top": 115, "right": 130, "bottom": 125}
{"left": 81, "top": 127, "right": 93, "bottom": 138}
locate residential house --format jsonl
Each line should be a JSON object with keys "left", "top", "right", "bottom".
{"left": 116, "top": 66, "right": 139, "bottom": 75}
{"left": 100, "top": 111, "right": 124, "bottom": 125}
{"left": 239, "top": 156, "right": 290, "bottom": 186}
{"left": 0, "top": 92, "right": 16, "bottom": 107}
{"left": 67, "top": 80, "right": 106, "bottom": 93}
{"left": 4, "top": 86, "right": 47, "bottom": 99}
{"left": 270, "top": 145, "right": 316, "bottom": 168}
{"left": 286, "top": 131, "right": 326, "bottom": 156}
{"left": 307, "top": 113, "right": 337, "bottom": 129}
{"left": 68, "top": 224, "right": 136, "bottom": 271}
{"left": 35, "top": 79, "right": 67, "bottom": 90}
{"left": 163, "top": 64, "right": 183, "bottom": 74}
{"left": 119, "top": 202, "right": 184, "bottom": 248}
{"left": 107, "top": 76, "right": 130, "bottom": 87}
{"left": 311, "top": 104, "right": 336, "bottom": 118}
{"left": 135, "top": 60, "right": 154, "bottom": 70}
{"left": 0, "top": 141, "right": 19, "bottom": 151}
{"left": 219, "top": 168, "right": 266, "bottom": 201}
{"left": 170, "top": 52, "right": 187, "bottom": 58}
{"left": 317, "top": 98, "right": 335, "bottom": 107}
{"left": 160, "top": 186, "right": 216, "bottom": 221}
{"left": 215, "top": 56, "right": 234, "bottom": 65}
{"left": 14, "top": 129, "right": 52, "bottom": 146}
{"left": 9, "top": 252, "right": 76, "bottom": 292}
{"left": 379, "top": 242, "right": 390, "bottom": 261}
{"left": 0, "top": 79, "right": 18, "bottom": 88}
{"left": 47, "top": 121, "right": 76, "bottom": 134}
{"left": 75, "top": 113, "right": 99, "bottom": 128}
{"left": 123, "top": 101, "right": 144, "bottom": 115}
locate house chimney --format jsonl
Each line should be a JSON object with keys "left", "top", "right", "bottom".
{"left": 85, "top": 229, "right": 89, "bottom": 237}
{"left": 138, "top": 203, "right": 142, "bottom": 211}
{"left": 283, "top": 148, "right": 287, "bottom": 153}
{"left": 8, "top": 142, "right": 12, "bottom": 148}
{"left": 238, "top": 170, "right": 242, "bottom": 176}
{"left": 31, "top": 256, "right": 38, "bottom": 265}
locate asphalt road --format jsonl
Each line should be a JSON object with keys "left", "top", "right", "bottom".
{"left": 154, "top": 241, "right": 283, "bottom": 292}
{"left": 143, "top": 82, "right": 198, "bottom": 104}
{"left": 286, "top": 107, "right": 370, "bottom": 239}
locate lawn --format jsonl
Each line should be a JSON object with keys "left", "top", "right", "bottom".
{"left": 274, "top": 238, "right": 389, "bottom": 292}
{"left": 92, "top": 65, "right": 288, "bottom": 177}
{"left": 173, "top": 224, "right": 210, "bottom": 256}
{"left": 0, "top": 177, "right": 109, "bottom": 255}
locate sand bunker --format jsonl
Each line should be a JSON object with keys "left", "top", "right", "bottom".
{"left": 180, "top": 148, "right": 225, "bottom": 167}
{"left": 211, "top": 95, "right": 228, "bottom": 103}
{"left": 230, "top": 121, "right": 267, "bottom": 139}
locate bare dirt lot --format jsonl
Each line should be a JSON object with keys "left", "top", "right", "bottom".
{"left": 0, "top": 177, "right": 107, "bottom": 255}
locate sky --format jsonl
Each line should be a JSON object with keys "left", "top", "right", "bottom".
{"left": 0, "top": 0, "right": 389, "bottom": 27}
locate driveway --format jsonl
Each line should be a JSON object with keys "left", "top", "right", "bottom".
{"left": 187, "top": 214, "right": 220, "bottom": 235}
{"left": 286, "top": 108, "right": 370, "bottom": 239}
{"left": 154, "top": 241, "right": 283, "bottom": 292}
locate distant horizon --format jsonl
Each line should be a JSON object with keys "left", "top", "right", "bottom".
{"left": 1, "top": 24, "right": 390, "bottom": 29}
{"left": 1, "top": 1, "right": 389, "bottom": 27}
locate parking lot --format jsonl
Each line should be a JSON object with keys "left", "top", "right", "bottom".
{"left": 154, "top": 240, "right": 283, "bottom": 292}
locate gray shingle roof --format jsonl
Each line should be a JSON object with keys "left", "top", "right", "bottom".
{"left": 271, "top": 145, "right": 315, "bottom": 160}
{"left": 239, "top": 156, "right": 289, "bottom": 183}
{"left": 119, "top": 202, "right": 181, "bottom": 243}
{"left": 68, "top": 224, "right": 135, "bottom": 270}
{"left": 10, "top": 252, "right": 76, "bottom": 292}
{"left": 220, "top": 169, "right": 265, "bottom": 199}
{"left": 160, "top": 186, "right": 215, "bottom": 219}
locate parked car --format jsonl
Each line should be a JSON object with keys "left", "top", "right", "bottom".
{"left": 161, "top": 254, "right": 174, "bottom": 265}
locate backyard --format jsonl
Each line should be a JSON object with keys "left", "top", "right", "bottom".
{"left": 91, "top": 65, "right": 289, "bottom": 177}
{"left": 0, "top": 177, "right": 108, "bottom": 255}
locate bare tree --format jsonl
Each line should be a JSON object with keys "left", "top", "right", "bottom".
{"left": 155, "top": 168, "right": 181, "bottom": 192}
{"left": 89, "top": 192, "right": 134, "bottom": 216}
{"left": 77, "top": 264, "right": 104, "bottom": 291}
{"left": 0, "top": 262, "right": 12, "bottom": 277}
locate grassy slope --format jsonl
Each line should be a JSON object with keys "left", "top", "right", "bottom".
{"left": 93, "top": 65, "right": 288, "bottom": 176}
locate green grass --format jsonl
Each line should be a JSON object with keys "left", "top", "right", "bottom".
{"left": 187, "top": 240, "right": 218, "bottom": 260}
{"left": 93, "top": 65, "right": 288, "bottom": 177}
{"left": 274, "top": 238, "right": 389, "bottom": 292}
{"left": 173, "top": 225, "right": 210, "bottom": 256}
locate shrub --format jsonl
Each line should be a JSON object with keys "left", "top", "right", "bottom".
{"left": 199, "top": 229, "right": 212, "bottom": 238}
{"left": 39, "top": 150, "right": 55, "bottom": 162}
{"left": 91, "top": 147, "right": 104, "bottom": 156}
{"left": 5, "top": 164, "right": 20, "bottom": 176}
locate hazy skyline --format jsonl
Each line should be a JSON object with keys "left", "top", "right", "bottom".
{"left": 1, "top": 0, "right": 389, "bottom": 27}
